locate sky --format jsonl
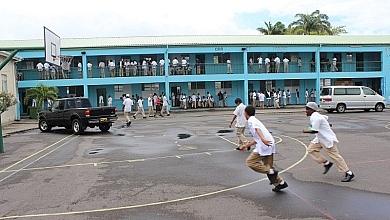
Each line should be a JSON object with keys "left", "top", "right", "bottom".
{"left": 1, "top": 0, "right": 390, "bottom": 40}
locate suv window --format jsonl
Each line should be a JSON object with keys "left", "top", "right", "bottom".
{"left": 67, "top": 100, "right": 76, "bottom": 109}
{"left": 51, "top": 101, "right": 60, "bottom": 111}
{"left": 334, "top": 88, "right": 346, "bottom": 95}
{"left": 346, "top": 88, "right": 361, "bottom": 95}
{"left": 58, "top": 100, "right": 65, "bottom": 110}
{"left": 362, "top": 87, "right": 376, "bottom": 95}
{"left": 321, "top": 88, "right": 332, "bottom": 96}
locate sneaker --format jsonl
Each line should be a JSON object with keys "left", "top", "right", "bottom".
{"left": 126, "top": 121, "right": 131, "bottom": 127}
{"left": 272, "top": 182, "right": 288, "bottom": 192}
{"left": 267, "top": 170, "right": 279, "bottom": 185}
{"left": 323, "top": 162, "right": 333, "bottom": 174}
{"left": 133, "top": 116, "right": 136, "bottom": 119}
{"left": 341, "top": 173, "right": 355, "bottom": 182}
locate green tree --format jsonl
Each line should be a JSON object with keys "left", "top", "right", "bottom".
{"left": 257, "top": 21, "right": 286, "bottom": 35}
{"left": 289, "top": 10, "right": 338, "bottom": 35}
{"left": 24, "top": 84, "right": 58, "bottom": 112}
{"left": 0, "top": 92, "right": 17, "bottom": 153}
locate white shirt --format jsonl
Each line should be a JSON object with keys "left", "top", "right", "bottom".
{"left": 137, "top": 99, "right": 143, "bottom": 108}
{"left": 282, "top": 91, "right": 287, "bottom": 98}
{"left": 163, "top": 96, "right": 168, "bottom": 106}
{"left": 148, "top": 97, "right": 153, "bottom": 107}
{"left": 257, "top": 57, "right": 263, "bottom": 64}
{"left": 182, "top": 95, "right": 186, "bottom": 101}
{"left": 274, "top": 57, "right": 280, "bottom": 63}
{"left": 249, "top": 58, "right": 253, "bottom": 64}
{"left": 108, "top": 61, "right": 115, "bottom": 69}
{"left": 305, "top": 90, "right": 309, "bottom": 97}
{"left": 247, "top": 116, "right": 275, "bottom": 156}
{"left": 107, "top": 97, "right": 112, "bottom": 104}
{"left": 87, "top": 63, "right": 92, "bottom": 70}
{"left": 172, "top": 59, "right": 179, "bottom": 66}
{"left": 159, "top": 59, "right": 165, "bottom": 66}
{"left": 264, "top": 58, "right": 270, "bottom": 64}
{"left": 77, "top": 62, "right": 82, "bottom": 69}
{"left": 192, "top": 95, "right": 196, "bottom": 101}
{"left": 99, "top": 62, "right": 105, "bottom": 68}
{"left": 259, "top": 93, "right": 265, "bottom": 102}
{"left": 44, "top": 63, "right": 50, "bottom": 70}
{"left": 283, "top": 58, "right": 289, "bottom": 64}
{"left": 332, "top": 58, "right": 337, "bottom": 65}
{"left": 309, "top": 112, "right": 338, "bottom": 148}
{"left": 151, "top": 60, "right": 157, "bottom": 68}
{"left": 233, "top": 103, "right": 247, "bottom": 128}
{"left": 287, "top": 91, "right": 291, "bottom": 97}
{"left": 181, "top": 59, "right": 187, "bottom": 66}
{"left": 123, "top": 98, "right": 133, "bottom": 112}
{"left": 99, "top": 96, "right": 104, "bottom": 103}
{"left": 252, "top": 93, "right": 257, "bottom": 99}
{"left": 226, "top": 59, "right": 231, "bottom": 64}
{"left": 37, "top": 63, "right": 43, "bottom": 71}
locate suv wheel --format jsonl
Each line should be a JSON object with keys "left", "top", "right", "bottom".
{"left": 72, "top": 119, "right": 84, "bottom": 134}
{"left": 375, "top": 103, "right": 384, "bottom": 112}
{"left": 39, "top": 119, "right": 51, "bottom": 132}
{"left": 99, "top": 124, "right": 111, "bottom": 132}
{"left": 336, "top": 104, "right": 346, "bottom": 113}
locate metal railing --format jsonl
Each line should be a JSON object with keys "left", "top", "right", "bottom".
{"left": 248, "top": 61, "right": 316, "bottom": 74}
{"left": 319, "top": 61, "right": 382, "bottom": 72}
{"left": 87, "top": 66, "right": 165, "bottom": 78}
{"left": 17, "top": 67, "right": 82, "bottom": 81}
{"left": 168, "top": 63, "right": 243, "bottom": 75}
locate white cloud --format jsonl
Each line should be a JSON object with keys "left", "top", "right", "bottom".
{"left": 1, "top": 0, "right": 390, "bottom": 40}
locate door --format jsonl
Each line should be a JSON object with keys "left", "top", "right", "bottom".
{"left": 48, "top": 100, "right": 65, "bottom": 126}
{"left": 356, "top": 53, "right": 364, "bottom": 72}
{"left": 195, "top": 54, "right": 205, "bottom": 74}
{"left": 362, "top": 87, "right": 378, "bottom": 108}
{"left": 63, "top": 99, "right": 76, "bottom": 128}
{"left": 171, "top": 86, "right": 181, "bottom": 107}
{"left": 96, "top": 88, "right": 107, "bottom": 107}
{"left": 334, "top": 53, "right": 342, "bottom": 72}
{"left": 345, "top": 87, "right": 364, "bottom": 109}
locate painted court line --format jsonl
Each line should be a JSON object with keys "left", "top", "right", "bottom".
{"left": 0, "top": 134, "right": 74, "bottom": 173}
{"left": 0, "top": 135, "right": 307, "bottom": 219}
{"left": 0, "top": 136, "right": 78, "bottom": 184}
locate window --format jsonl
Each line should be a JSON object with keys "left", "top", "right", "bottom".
{"left": 114, "top": 85, "right": 123, "bottom": 92}
{"left": 66, "top": 100, "right": 76, "bottom": 109}
{"left": 142, "top": 83, "right": 160, "bottom": 91}
{"left": 363, "top": 87, "right": 376, "bottom": 95}
{"left": 189, "top": 82, "right": 205, "bottom": 90}
{"left": 215, "top": 81, "right": 232, "bottom": 89}
{"left": 75, "top": 98, "right": 92, "bottom": 108}
{"left": 334, "top": 88, "right": 346, "bottom": 95}
{"left": 321, "top": 88, "right": 332, "bottom": 96}
{"left": 51, "top": 101, "right": 59, "bottom": 111}
{"left": 346, "top": 88, "right": 361, "bottom": 95}
{"left": 58, "top": 100, "right": 65, "bottom": 110}
{"left": 213, "top": 53, "right": 230, "bottom": 64}
{"left": 285, "top": 79, "right": 299, "bottom": 87}
{"left": 1, "top": 74, "right": 7, "bottom": 92}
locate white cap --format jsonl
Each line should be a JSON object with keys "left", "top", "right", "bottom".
{"left": 306, "top": 102, "right": 319, "bottom": 111}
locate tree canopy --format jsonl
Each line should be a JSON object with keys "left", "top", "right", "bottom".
{"left": 24, "top": 84, "right": 58, "bottom": 111}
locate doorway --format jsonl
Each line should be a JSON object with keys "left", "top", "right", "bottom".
{"left": 171, "top": 86, "right": 181, "bottom": 107}
{"left": 96, "top": 88, "right": 107, "bottom": 107}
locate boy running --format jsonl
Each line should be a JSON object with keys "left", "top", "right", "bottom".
{"left": 133, "top": 97, "right": 147, "bottom": 119}
{"left": 239, "top": 106, "right": 288, "bottom": 192}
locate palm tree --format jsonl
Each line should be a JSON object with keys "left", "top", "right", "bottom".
{"left": 257, "top": 21, "right": 286, "bottom": 35}
{"left": 330, "top": 26, "right": 347, "bottom": 35}
{"left": 289, "top": 10, "right": 332, "bottom": 35}
{"left": 24, "top": 84, "right": 58, "bottom": 112}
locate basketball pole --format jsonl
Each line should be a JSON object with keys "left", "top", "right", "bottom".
{"left": 0, "top": 49, "right": 19, "bottom": 153}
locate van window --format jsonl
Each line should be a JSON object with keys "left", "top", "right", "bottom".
{"left": 321, "top": 88, "right": 332, "bottom": 96}
{"left": 346, "top": 88, "right": 361, "bottom": 95}
{"left": 362, "top": 87, "right": 376, "bottom": 95}
{"left": 334, "top": 88, "right": 346, "bottom": 95}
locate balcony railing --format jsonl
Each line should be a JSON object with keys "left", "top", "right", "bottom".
{"left": 17, "top": 67, "right": 82, "bottom": 81}
{"left": 88, "top": 66, "right": 165, "bottom": 78}
{"left": 320, "top": 61, "right": 382, "bottom": 72}
{"left": 169, "top": 63, "right": 243, "bottom": 75}
{"left": 248, "top": 61, "right": 316, "bottom": 74}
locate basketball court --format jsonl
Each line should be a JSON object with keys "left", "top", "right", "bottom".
{"left": 1, "top": 111, "right": 390, "bottom": 219}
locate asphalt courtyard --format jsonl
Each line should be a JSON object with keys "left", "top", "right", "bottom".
{"left": 1, "top": 109, "right": 390, "bottom": 220}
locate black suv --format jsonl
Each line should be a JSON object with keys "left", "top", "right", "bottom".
{"left": 38, "top": 97, "right": 117, "bottom": 134}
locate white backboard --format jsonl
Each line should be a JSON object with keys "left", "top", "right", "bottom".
{"left": 44, "top": 27, "right": 61, "bottom": 66}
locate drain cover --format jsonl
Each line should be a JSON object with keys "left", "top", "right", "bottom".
{"left": 177, "top": 134, "right": 191, "bottom": 139}
{"left": 217, "top": 129, "right": 233, "bottom": 133}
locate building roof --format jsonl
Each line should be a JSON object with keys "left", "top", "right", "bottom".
{"left": 1, "top": 35, "right": 390, "bottom": 50}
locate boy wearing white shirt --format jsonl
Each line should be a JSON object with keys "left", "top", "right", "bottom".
{"left": 274, "top": 56, "right": 281, "bottom": 73}
{"left": 133, "top": 97, "right": 146, "bottom": 119}
{"left": 259, "top": 91, "right": 265, "bottom": 109}
{"left": 257, "top": 57, "right": 263, "bottom": 72}
{"left": 264, "top": 57, "right": 270, "bottom": 73}
{"left": 37, "top": 62, "right": 44, "bottom": 79}
{"left": 99, "top": 61, "right": 106, "bottom": 78}
{"left": 107, "top": 95, "right": 113, "bottom": 107}
{"left": 161, "top": 94, "right": 170, "bottom": 116}
{"left": 123, "top": 94, "right": 133, "bottom": 127}
{"left": 283, "top": 57, "right": 289, "bottom": 73}
{"left": 159, "top": 59, "right": 165, "bottom": 75}
{"left": 151, "top": 60, "right": 158, "bottom": 76}
{"left": 87, "top": 62, "right": 93, "bottom": 77}
{"left": 147, "top": 94, "right": 154, "bottom": 117}
{"left": 303, "top": 102, "right": 355, "bottom": 182}
{"left": 229, "top": 98, "right": 248, "bottom": 149}
{"left": 239, "top": 106, "right": 288, "bottom": 192}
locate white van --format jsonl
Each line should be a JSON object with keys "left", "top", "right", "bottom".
{"left": 320, "top": 86, "right": 386, "bottom": 113}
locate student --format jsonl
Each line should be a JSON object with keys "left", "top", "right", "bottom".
{"left": 264, "top": 57, "right": 271, "bottom": 73}
{"left": 218, "top": 91, "right": 224, "bottom": 107}
{"left": 142, "top": 60, "right": 148, "bottom": 76}
{"left": 239, "top": 106, "right": 288, "bottom": 192}
{"left": 283, "top": 57, "right": 289, "bottom": 73}
{"left": 156, "top": 95, "right": 163, "bottom": 116}
{"left": 151, "top": 60, "right": 158, "bottom": 76}
{"left": 226, "top": 59, "right": 232, "bottom": 74}
{"left": 159, "top": 58, "right": 165, "bottom": 75}
{"left": 191, "top": 93, "right": 197, "bottom": 109}
{"left": 118, "top": 59, "right": 124, "bottom": 77}
{"left": 98, "top": 61, "right": 106, "bottom": 78}
{"left": 287, "top": 89, "right": 291, "bottom": 105}
{"left": 161, "top": 93, "right": 170, "bottom": 116}
{"left": 206, "top": 92, "right": 211, "bottom": 107}
{"left": 223, "top": 91, "right": 227, "bottom": 107}
{"left": 124, "top": 60, "right": 130, "bottom": 77}
{"left": 153, "top": 93, "right": 158, "bottom": 114}
{"left": 44, "top": 62, "right": 50, "bottom": 80}
{"left": 182, "top": 94, "right": 187, "bottom": 110}
{"left": 36, "top": 62, "right": 44, "bottom": 79}
{"left": 296, "top": 89, "right": 300, "bottom": 104}
{"left": 172, "top": 57, "right": 179, "bottom": 75}
{"left": 249, "top": 57, "right": 254, "bottom": 71}
{"left": 305, "top": 89, "right": 309, "bottom": 104}
{"left": 210, "top": 96, "right": 215, "bottom": 107}
{"left": 181, "top": 57, "right": 188, "bottom": 74}
{"left": 252, "top": 90, "right": 257, "bottom": 108}
{"left": 266, "top": 90, "right": 271, "bottom": 107}
{"left": 197, "top": 93, "right": 203, "bottom": 108}
{"left": 297, "top": 57, "right": 303, "bottom": 72}
{"left": 87, "top": 61, "right": 93, "bottom": 78}
{"left": 274, "top": 56, "right": 281, "bottom": 73}
{"left": 123, "top": 94, "right": 133, "bottom": 127}
{"left": 230, "top": 98, "right": 248, "bottom": 149}
{"left": 303, "top": 102, "right": 355, "bottom": 182}
{"left": 99, "top": 95, "right": 104, "bottom": 107}
{"left": 282, "top": 90, "right": 287, "bottom": 107}
{"left": 331, "top": 57, "right": 338, "bottom": 72}
{"left": 133, "top": 97, "right": 146, "bottom": 119}
{"left": 259, "top": 91, "right": 265, "bottom": 109}
{"left": 148, "top": 94, "right": 154, "bottom": 117}
{"left": 273, "top": 92, "right": 280, "bottom": 109}
{"left": 257, "top": 56, "right": 263, "bottom": 73}
{"left": 108, "top": 60, "right": 115, "bottom": 77}
{"left": 107, "top": 95, "right": 113, "bottom": 107}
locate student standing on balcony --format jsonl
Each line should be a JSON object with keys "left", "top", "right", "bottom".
{"left": 248, "top": 57, "right": 254, "bottom": 72}
{"left": 239, "top": 106, "right": 288, "bottom": 192}
{"left": 141, "top": 60, "right": 148, "bottom": 76}
{"left": 303, "top": 102, "right": 355, "bottom": 182}
{"left": 159, "top": 58, "right": 165, "bottom": 75}
{"left": 36, "top": 62, "right": 44, "bottom": 79}
{"left": 172, "top": 57, "right": 179, "bottom": 75}
{"left": 43, "top": 62, "right": 50, "bottom": 80}
{"left": 87, "top": 61, "right": 93, "bottom": 78}
{"left": 257, "top": 56, "right": 263, "bottom": 73}
{"left": 264, "top": 57, "right": 270, "bottom": 73}
{"left": 297, "top": 57, "right": 303, "bottom": 72}
{"left": 226, "top": 59, "right": 232, "bottom": 74}
{"left": 77, "top": 61, "right": 83, "bottom": 78}
{"left": 124, "top": 60, "right": 130, "bottom": 77}
{"left": 133, "top": 97, "right": 146, "bottom": 119}
{"left": 181, "top": 57, "right": 188, "bottom": 75}
{"left": 283, "top": 57, "right": 289, "bottom": 73}
{"left": 151, "top": 60, "right": 158, "bottom": 76}
{"left": 274, "top": 56, "right": 281, "bottom": 73}
{"left": 331, "top": 57, "right": 338, "bottom": 72}
{"left": 99, "top": 61, "right": 106, "bottom": 78}
{"left": 108, "top": 60, "right": 115, "bottom": 77}
{"left": 118, "top": 59, "right": 124, "bottom": 77}
{"left": 123, "top": 94, "right": 133, "bottom": 127}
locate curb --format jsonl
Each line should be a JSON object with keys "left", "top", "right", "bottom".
{"left": 2, "top": 127, "right": 38, "bottom": 137}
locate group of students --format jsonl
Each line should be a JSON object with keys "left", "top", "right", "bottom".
{"left": 229, "top": 98, "right": 355, "bottom": 192}
{"left": 249, "top": 89, "right": 293, "bottom": 109}
{"left": 174, "top": 92, "right": 217, "bottom": 110}
{"left": 122, "top": 93, "right": 170, "bottom": 127}
{"left": 36, "top": 62, "right": 72, "bottom": 80}
{"left": 249, "top": 56, "right": 307, "bottom": 73}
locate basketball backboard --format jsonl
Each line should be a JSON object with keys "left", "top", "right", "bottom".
{"left": 44, "top": 27, "right": 61, "bottom": 66}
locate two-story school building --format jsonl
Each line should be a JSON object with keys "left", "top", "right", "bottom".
{"left": 0, "top": 35, "right": 389, "bottom": 117}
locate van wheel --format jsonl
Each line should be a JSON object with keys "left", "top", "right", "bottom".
{"left": 375, "top": 103, "right": 384, "bottom": 112}
{"left": 326, "top": 109, "right": 334, "bottom": 113}
{"left": 72, "top": 119, "right": 84, "bottom": 134}
{"left": 336, "top": 104, "right": 346, "bottom": 113}
{"left": 39, "top": 119, "right": 51, "bottom": 132}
